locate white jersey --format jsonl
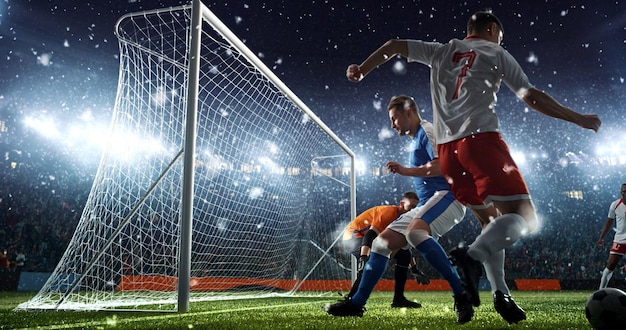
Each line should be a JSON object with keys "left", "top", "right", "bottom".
{"left": 608, "top": 198, "right": 626, "bottom": 243}
{"left": 406, "top": 37, "right": 534, "bottom": 144}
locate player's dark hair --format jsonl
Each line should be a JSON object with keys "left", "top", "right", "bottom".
{"left": 468, "top": 11, "right": 503, "bottom": 35}
{"left": 403, "top": 191, "right": 419, "bottom": 201}
{"left": 388, "top": 95, "right": 418, "bottom": 114}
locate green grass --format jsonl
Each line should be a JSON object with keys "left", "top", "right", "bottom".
{"left": 0, "top": 291, "right": 593, "bottom": 329}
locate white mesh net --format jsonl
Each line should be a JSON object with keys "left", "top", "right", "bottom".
{"left": 17, "top": 2, "right": 354, "bottom": 311}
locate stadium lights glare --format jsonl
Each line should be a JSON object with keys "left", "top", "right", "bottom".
{"left": 23, "top": 115, "right": 60, "bottom": 139}
{"left": 266, "top": 141, "right": 279, "bottom": 154}
{"left": 150, "top": 87, "right": 169, "bottom": 106}
{"left": 510, "top": 150, "right": 526, "bottom": 166}
{"left": 354, "top": 158, "right": 367, "bottom": 176}
{"left": 24, "top": 112, "right": 175, "bottom": 164}
{"left": 200, "top": 150, "right": 229, "bottom": 171}
{"left": 258, "top": 156, "right": 281, "bottom": 174}
{"left": 78, "top": 110, "right": 95, "bottom": 122}
{"left": 595, "top": 139, "right": 623, "bottom": 156}
{"left": 109, "top": 133, "right": 167, "bottom": 161}
{"left": 597, "top": 156, "right": 626, "bottom": 166}
{"left": 590, "top": 128, "right": 626, "bottom": 166}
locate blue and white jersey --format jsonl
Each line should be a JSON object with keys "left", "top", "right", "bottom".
{"left": 410, "top": 120, "right": 453, "bottom": 206}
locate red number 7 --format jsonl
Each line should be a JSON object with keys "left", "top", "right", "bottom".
{"left": 451, "top": 51, "right": 476, "bottom": 100}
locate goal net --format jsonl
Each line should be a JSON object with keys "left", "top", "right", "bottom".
{"left": 17, "top": 0, "right": 355, "bottom": 312}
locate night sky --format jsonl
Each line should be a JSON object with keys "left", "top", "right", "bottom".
{"left": 1, "top": 1, "right": 625, "bottom": 220}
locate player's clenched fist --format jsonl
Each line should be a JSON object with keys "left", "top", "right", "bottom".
{"left": 346, "top": 64, "right": 364, "bottom": 82}
{"left": 386, "top": 161, "right": 404, "bottom": 175}
{"left": 579, "top": 114, "right": 601, "bottom": 133}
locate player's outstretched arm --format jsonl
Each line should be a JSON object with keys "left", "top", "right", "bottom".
{"left": 346, "top": 39, "right": 409, "bottom": 82}
{"left": 521, "top": 88, "right": 601, "bottom": 132}
{"left": 386, "top": 159, "right": 442, "bottom": 177}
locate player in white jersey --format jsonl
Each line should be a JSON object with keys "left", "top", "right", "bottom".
{"left": 597, "top": 183, "right": 626, "bottom": 289}
{"left": 345, "top": 11, "right": 601, "bottom": 324}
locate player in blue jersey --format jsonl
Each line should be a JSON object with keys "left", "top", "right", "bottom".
{"left": 325, "top": 95, "right": 474, "bottom": 323}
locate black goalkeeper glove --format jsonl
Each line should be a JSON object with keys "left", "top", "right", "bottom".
{"left": 357, "top": 255, "right": 369, "bottom": 272}
{"left": 411, "top": 265, "right": 430, "bottom": 285}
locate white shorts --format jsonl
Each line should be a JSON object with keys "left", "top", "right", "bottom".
{"left": 386, "top": 190, "right": 466, "bottom": 247}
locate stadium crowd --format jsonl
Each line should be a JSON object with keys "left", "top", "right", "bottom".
{"left": 0, "top": 147, "right": 92, "bottom": 273}
{"left": 1, "top": 141, "right": 624, "bottom": 285}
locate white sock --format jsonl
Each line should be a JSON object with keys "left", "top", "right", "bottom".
{"left": 483, "top": 249, "right": 509, "bottom": 295}
{"left": 599, "top": 268, "right": 614, "bottom": 289}
{"left": 467, "top": 213, "right": 526, "bottom": 263}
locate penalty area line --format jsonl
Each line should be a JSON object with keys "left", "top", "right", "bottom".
{"left": 15, "top": 301, "right": 319, "bottom": 330}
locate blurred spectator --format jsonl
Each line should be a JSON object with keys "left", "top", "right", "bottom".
{"left": 0, "top": 247, "right": 9, "bottom": 271}
{"left": 13, "top": 245, "right": 26, "bottom": 272}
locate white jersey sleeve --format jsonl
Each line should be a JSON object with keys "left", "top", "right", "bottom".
{"left": 608, "top": 199, "right": 619, "bottom": 219}
{"left": 608, "top": 199, "right": 626, "bottom": 243}
{"left": 420, "top": 120, "right": 439, "bottom": 158}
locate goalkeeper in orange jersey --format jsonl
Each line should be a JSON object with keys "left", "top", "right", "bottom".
{"left": 341, "top": 191, "right": 428, "bottom": 308}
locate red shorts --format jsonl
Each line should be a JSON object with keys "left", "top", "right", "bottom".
{"left": 438, "top": 132, "right": 530, "bottom": 206}
{"left": 610, "top": 242, "right": 626, "bottom": 255}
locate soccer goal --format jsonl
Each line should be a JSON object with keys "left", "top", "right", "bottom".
{"left": 17, "top": 0, "right": 355, "bottom": 312}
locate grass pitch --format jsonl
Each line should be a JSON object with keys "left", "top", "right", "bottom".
{"left": 0, "top": 291, "right": 592, "bottom": 329}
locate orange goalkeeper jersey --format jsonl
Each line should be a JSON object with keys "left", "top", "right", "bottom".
{"left": 342, "top": 205, "right": 401, "bottom": 240}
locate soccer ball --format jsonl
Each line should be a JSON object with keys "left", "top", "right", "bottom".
{"left": 585, "top": 288, "right": 626, "bottom": 329}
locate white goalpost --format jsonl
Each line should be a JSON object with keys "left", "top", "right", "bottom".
{"left": 17, "top": 0, "right": 356, "bottom": 312}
